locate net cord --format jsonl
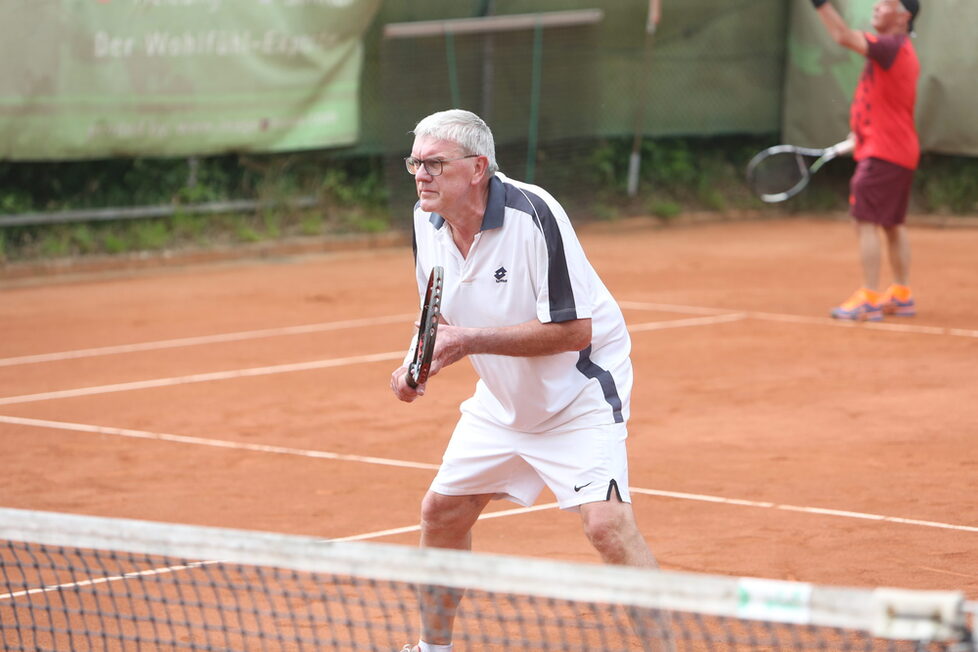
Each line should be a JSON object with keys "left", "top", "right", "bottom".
{"left": 0, "top": 507, "right": 971, "bottom": 643}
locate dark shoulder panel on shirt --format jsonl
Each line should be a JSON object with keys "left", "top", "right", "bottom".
{"left": 502, "top": 181, "right": 537, "bottom": 224}
{"left": 866, "top": 33, "right": 907, "bottom": 70}
{"left": 500, "top": 179, "right": 578, "bottom": 322}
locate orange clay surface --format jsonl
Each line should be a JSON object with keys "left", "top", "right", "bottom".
{"left": 1, "top": 217, "right": 976, "bottom": 599}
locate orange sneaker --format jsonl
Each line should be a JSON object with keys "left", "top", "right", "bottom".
{"left": 830, "top": 288, "right": 883, "bottom": 321}
{"left": 880, "top": 284, "right": 916, "bottom": 316}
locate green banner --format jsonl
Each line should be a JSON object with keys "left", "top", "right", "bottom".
{"left": 0, "top": 0, "right": 380, "bottom": 160}
{"left": 783, "top": 0, "right": 978, "bottom": 157}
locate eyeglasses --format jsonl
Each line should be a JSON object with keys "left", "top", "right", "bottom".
{"left": 404, "top": 154, "right": 479, "bottom": 176}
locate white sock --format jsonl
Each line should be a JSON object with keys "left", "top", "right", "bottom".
{"left": 418, "top": 641, "right": 453, "bottom": 652}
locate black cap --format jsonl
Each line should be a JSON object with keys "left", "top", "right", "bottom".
{"left": 899, "top": 0, "right": 920, "bottom": 33}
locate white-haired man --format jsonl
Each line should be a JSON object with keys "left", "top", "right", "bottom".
{"left": 390, "top": 109, "right": 660, "bottom": 652}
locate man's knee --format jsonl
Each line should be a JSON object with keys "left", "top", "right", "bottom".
{"left": 420, "top": 492, "right": 456, "bottom": 534}
{"left": 581, "top": 500, "right": 657, "bottom": 567}
{"left": 883, "top": 224, "right": 906, "bottom": 240}
{"left": 581, "top": 500, "right": 633, "bottom": 549}
{"left": 420, "top": 492, "right": 490, "bottom": 540}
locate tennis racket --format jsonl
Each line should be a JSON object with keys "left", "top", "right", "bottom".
{"left": 746, "top": 137, "right": 855, "bottom": 203}
{"left": 406, "top": 266, "right": 444, "bottom": 389}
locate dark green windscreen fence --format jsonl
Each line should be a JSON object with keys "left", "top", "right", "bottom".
{"left": 373, "top": 1, "right": 789, "bottom": 217}
{"left": 364, "top": 1, "right": 790, "bottom": 148}
{"left": 379, "top": 11, "right": 602, "bottom": 213}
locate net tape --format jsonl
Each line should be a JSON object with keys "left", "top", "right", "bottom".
{"left": 1, "top": 507, "right": 973, "bottom": 651}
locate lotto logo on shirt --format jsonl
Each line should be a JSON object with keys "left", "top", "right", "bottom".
{"left": 494, "top": 266, "right": 508, "bottom": 283}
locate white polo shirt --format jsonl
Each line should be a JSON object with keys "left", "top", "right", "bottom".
{"left": 412, "top": 172, "right": 632, "bottom": 434}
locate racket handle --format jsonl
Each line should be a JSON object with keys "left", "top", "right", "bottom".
{"left": 831, "top": 137, "right": 855, "bottom": 157}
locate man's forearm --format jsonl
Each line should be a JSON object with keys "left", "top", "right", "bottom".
{"left": 458, "top": 318, "right": 592, "bottom": 358}
{"left": 811, "top": 0, "right": 869, "bottom": 54}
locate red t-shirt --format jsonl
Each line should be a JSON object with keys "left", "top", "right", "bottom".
{"left": 850, "top": 33, "right": 920, "bottom": 170}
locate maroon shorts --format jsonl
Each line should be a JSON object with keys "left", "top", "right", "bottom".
{"left": 849, "top": 157, "right": 915, "bottom": 227}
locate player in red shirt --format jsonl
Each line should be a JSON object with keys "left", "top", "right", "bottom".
{"left": 811, "top": 0, "right": 921, "bottom": 320}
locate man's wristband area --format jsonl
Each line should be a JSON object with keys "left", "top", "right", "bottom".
{"left": 811, "top": 0, "right": 829, "bottom": 7}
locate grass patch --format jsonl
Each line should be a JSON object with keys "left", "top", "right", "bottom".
{"left": 649, "top": 200, "right": 682, "bottom": 220}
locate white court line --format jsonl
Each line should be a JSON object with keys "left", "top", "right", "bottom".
{"left": 5, "top": 414, "right": 976, "bottom": 536}
{"left": 628, "top": 313, "right": 746, "bottom": 332}
{"left": 0, "top": 350, "right": 405, "bottom": 406}
{"left": 330, "top": 503, "right": 561, "bottom": 542}
{"left": 620, "top": 300, "right": 978, "bottom": 339}
{"left": 2, "top": 299, "right": 972, "bottom": 376}
{"left": 1, "top": 303, "right": 971, "bottom": 407}
{"left": 0, "top": 415, "right": 438, "bottom": 471}
{"left": 619, "top": 301, "right": 736, "bottom": 317}
{"left": 630, "top": 487, "right": 978, "bottom": 534}
{"left": 0, "top": 560, "right": 217, "bottom": 601}
{"left": 0, "top": 313, "right": 416, "bottom": 368}
{"left": 0, "top": 316, "right": 719, "bottom": 406}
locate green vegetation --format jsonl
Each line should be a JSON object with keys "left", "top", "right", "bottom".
{"left": 575, "top": 135, "right": 978, "bottom": 220}
{"left": 0, "top": 153, "right": 390, "bottom": 263}
{"left": 0, "top": 138, "right": 975, "bottom": 265}
{"left": 916, "top": 154, "right": 978, "bottom": 214}
{"left": 581, "top": 135, "right": 852, "bottom": 217}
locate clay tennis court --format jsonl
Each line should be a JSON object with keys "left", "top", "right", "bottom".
{"left": 2, "top": 215, "right": 976, "bottom": 610}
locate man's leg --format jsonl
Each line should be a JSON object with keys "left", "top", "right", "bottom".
{"left": 831, "top": 221, "right": 884, "bottom": 320}
{"left": 415, "top": 491, "right": 494, "bottom": 648}
{"left": 879, "top": 224, "right": 916, "bottom": 315}
{"left": 580, "top": 499, "right": 673, "bottom": 651}
{"left": 883, "top": 224, "right": 911, "bottom": 286}
{"left": 579, "top": 498, "right": 656, "bottom": 567}
{"left": 856, "top": 220, "right": 882, "bottom": 292}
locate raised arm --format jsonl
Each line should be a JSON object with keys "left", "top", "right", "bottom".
{"left": 811, "top": 0, "right": 868, "bottom": 55}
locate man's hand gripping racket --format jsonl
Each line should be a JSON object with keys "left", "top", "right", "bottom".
{"left": 406, "top": 266, "right": 444, "bottom": 389}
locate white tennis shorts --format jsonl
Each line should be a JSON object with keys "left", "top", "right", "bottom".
{"left": 429, "top": 412, "right": 632, "bottom": 512}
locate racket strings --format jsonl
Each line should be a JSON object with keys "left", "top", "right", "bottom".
{"left": 747, "top": 151, "right": 809, "bottom": 199}
{"left": 408, "top": 266, "right": 444, "bottom": 388}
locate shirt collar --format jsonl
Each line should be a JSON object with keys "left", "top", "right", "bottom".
{"left": 480, "top": 175, "right": 505, "bottom": 231}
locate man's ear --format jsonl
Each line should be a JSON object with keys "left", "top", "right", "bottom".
{"left": 470, "top": 155, "right": 490, "bottom": 184}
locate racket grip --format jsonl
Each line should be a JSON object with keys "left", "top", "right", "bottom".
{"left": 831, "top": 137, "right": 855, "bottom": 157}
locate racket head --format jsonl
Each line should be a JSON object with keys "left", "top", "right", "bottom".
{"left": 746, "top": 146, "right": 815, "bottom": 203}
{"left": 406, "top": 266, "right": 444, "bottom": 389}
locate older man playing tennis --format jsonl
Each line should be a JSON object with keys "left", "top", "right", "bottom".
{"left": 390, "top": 109, "right": 662, "bottom": 652}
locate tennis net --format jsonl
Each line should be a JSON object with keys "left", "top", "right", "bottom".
{"left": 1, "top": 507, "right": 973, "bottom": 651}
